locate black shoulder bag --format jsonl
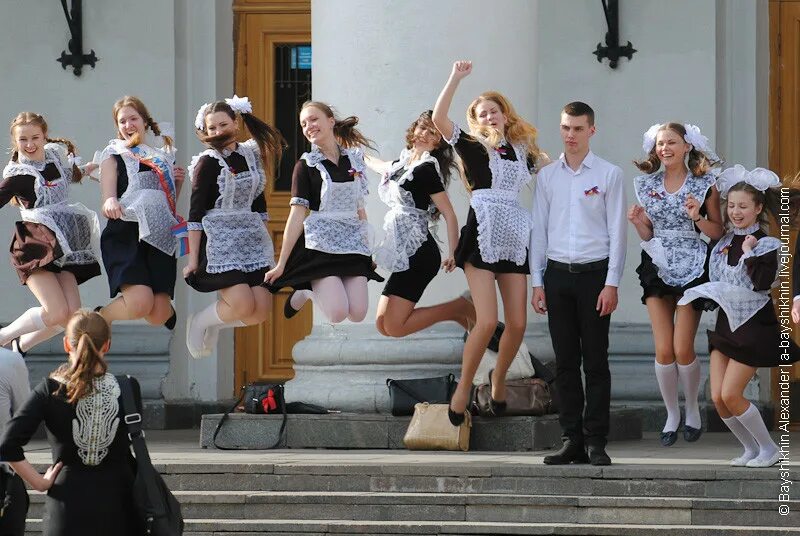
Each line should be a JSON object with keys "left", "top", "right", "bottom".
{"left": 118, "top": 375, "right": 184, "bottom": 536}
{"left": 212, "top": 383, "right": 287, "bottom": 450}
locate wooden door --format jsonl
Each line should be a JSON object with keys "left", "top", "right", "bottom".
{"left": 769, "top": 0, "right": 800, "bottom": 427}
{"left": 233, "top": 0, "right": 312, "bottom": 391}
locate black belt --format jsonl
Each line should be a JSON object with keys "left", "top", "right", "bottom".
{"left": 547, "top": 258, "right": 608, "bottom": 273}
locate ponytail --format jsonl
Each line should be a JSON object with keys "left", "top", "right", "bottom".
{"left": 52, "top": 310, "right": 111, "bottom": 404}
{"left": 46, "top": 136, "right": 82, "bottom": 182}
{"left": 333, "top": 116, "right": 374, "bottom": 150}
{"left": 240, "top": 112, "right": 287, "bottom": 174}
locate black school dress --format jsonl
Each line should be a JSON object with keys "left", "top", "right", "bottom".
{"left": 99, "top": 142, "right": 178, "bottom": 298}
{"left": 375, "top": 152, "right": 445, "bottom": 302}
{"left": 0, "top": 375, "right": 143, "bottom": 536}
{"left": 185, "top": 142, "right": 274, "bottom": 292}
{"left": 265, "top": 146, "right": 383, "bottom": 292}
{"left": 446, "top": 124, "right": 533, "bottom": 274}
{"left": 680, "top": 228, "right": 800, "bottom": 367}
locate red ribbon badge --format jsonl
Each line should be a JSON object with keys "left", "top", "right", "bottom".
{"left": 584, "top": 186, "right": 600, "bottom": 197}
{"left": 261, "top": 389, "right": 278, "bottom": 413}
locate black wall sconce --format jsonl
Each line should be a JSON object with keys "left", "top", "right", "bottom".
{"left": 593, "top": 0, "right": 636, "bottom": 69}
{"left": 56, "top": 0, "right": 99, "bottom": 76}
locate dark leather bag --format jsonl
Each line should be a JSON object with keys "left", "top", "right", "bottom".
{"left": 118, "top": 375, "right": 184, "bottom": 536}
{"left": 386, "top": 374, "right": 456, "bottom": 416}
{"left": 474, "top": 377, "right": 554, "bottom": 417}
{"left": 213, "top": 383, "right": 287, "bottom": 450}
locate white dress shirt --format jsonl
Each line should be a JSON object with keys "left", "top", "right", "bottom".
{"left": 530, "top": 150, "right": 627, "bottom": 287}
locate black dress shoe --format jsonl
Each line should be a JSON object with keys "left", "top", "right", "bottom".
{"left": 487, "top": 322, "right": 505, "bottom": 352}
{"left": 447, "top": 405, "right": 466, "bottom": 427}
{"left": 488, "top": 369, "right": 507, "bottom": 417}
{"left": 587, "top": 444, "right": 611, "bottom": 466}
{"left": 683, "top": 425, "right": 702, "bottom": 442}
{"left": 284, "top": 290, "right": 301, "bottom": 319}
{"left": 660, "top": 431, "right": 678, "bottom": 447}
{"left": 164, "top": 307, "right": 177, "bottom": 330}
{"left": 543, "top": 440, "right": 589, "bottom": 465}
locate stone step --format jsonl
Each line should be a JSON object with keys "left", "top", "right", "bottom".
{"left": 23, "top": 518, "right": 800, "bottom": 535}
{"left": 199, "top": 409, "right": 642, "bottom": 451}
{"left": 142, "top": 462, "right": 785, "bottom": 500}
{"left": 24, "top": 491, "right": 798, "bottom": 527}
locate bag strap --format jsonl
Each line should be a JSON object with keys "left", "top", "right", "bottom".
{"left": 118, "top": 375, "right": 166, "bottom": 518}
{"left": 212, "top": 384, "right": 287, "bottom": 450}
{"left": 386, "top": 374, "right": 455, "bottom": 404}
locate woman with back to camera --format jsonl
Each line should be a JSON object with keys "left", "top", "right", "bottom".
{"left": 0, "top": 310, "right": 142, "bottom": 535}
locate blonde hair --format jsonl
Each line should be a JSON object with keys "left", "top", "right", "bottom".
{"left": 112, "top": 96, "right": 173, "bottom": 149}
{"left": 52, "top": 310, "right": 111, "bottom": 404}
{"left": 9, "top": 112, "right": 82, "bottom": 182}
{"left": 466, "top": 91, "right": 544, "bottom": 164}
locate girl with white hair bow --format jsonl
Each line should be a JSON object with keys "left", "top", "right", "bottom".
{"left": 183, "top": 96, "right": 285, "bottom": 359}
{"left": 627, "top": 122, "right": 724, "bottom": 447}
{"left": 679, "top": 165, "right": 799, "bottom": 467}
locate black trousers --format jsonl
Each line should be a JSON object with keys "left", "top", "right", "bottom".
{"left": 0, "top": 472, "right": 29, "bottom": 536}
{"left": 544, "top": 265, "right": 611, "bottom": 447}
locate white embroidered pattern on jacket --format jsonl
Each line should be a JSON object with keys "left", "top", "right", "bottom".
{"left": 635, "top": 171, "right": 715, "bottom": 287}
{"left": 678, "top": 232, "right": 780, "bottom": 331}
{"left": 98, "top": 139, "right": 179, "bottom": 255}
{"left": 72, "top": 373, "right": 120, "bottom": 467}
{"left": 300, "top": 145, "right": 373, "bottom": 255}
{"left": 374, "top": 149, "right": 441, "bottom": 272}
{"left": 3, "top": 143, "right": 100, "bottom": 267}
{"left": 188, "top": 140, "right": 274, "bottom": 273}
{"left": 446, "top": 123, "right": 532, "bottom": 265}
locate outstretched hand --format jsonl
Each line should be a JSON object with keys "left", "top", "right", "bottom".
{"left": 450, "top": 60, "right": 473, "bottom": 81}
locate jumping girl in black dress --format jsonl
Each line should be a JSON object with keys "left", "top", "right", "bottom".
{"left": 264, "top": 101, "right": 382, "bottom": 323}
{"left": 0, "top": 112, "right": 100, "bottom": 355}
{"left": 184, "top": 96, "right": 285, "bottom": 358}
{"left": 365, "top": 111, "right": 474, "bottom": 337}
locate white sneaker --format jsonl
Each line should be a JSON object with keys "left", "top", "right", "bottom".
{"left": 745, "top": 450, "right": 781, "bottom": 468}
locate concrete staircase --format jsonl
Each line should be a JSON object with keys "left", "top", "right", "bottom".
{"left": 24, "top": 461, "right": 797, "bottom": 535}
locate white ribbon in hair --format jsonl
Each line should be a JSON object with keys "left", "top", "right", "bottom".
{"left": 715, "top": 164, "right": 780, "bottom": 197}
{"left": 642, "top": 123, "right": 662, "bottom": 154}
{"left": 682, "top": 123, "right": 719, "bottom": 162}
{"left": 194, "top": 103, "right": 212, "bottom": 131}
{"left": 225, "top": 95, "right": 252, "bottom": 115}
{"left": 157, "top": 121, "right": 175, "bottom": 139}
{"left": 67, "top": 153, "right": 82, "bottom": 167}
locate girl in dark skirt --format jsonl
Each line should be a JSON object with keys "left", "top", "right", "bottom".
{"left": 183, "top": 96, "right": 285, "bottom": 358}
{"left": 365, "top": 111, "right": 474, "bottom": 337}
{"left": 264, "top": 101, "right": 382, "bottom": 323}
{"left": 95, "top": 96, "right": 186, "bottom": 330}
{"left": 680, "top": 166, "right": 800, "bottom": 467}
{"left": 628, "top": 122, "right": 725, "bottom": 446}
{"left": 432, "top": 61, "right": 546, "bottom": 425}
{"left": 0, "top": 112, "right": 101, "bottom": 355}
{"left": 0, "top": 310, "right": 142, "bottom": 536}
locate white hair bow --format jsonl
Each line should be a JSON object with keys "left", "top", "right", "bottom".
{"left": 682, "top": 123, "right": 719, "bottom": 163}
{"left": 194, "top": 103, "right": 212, "bottom": 131}
{"left": 715, "top": 164, "right": 779, "bottom": 197}
{"left": 225, "top": 95, "right": 252, "bottom": 115}
{"left": 642, "top": 123, "right": 662, "bottom": 153}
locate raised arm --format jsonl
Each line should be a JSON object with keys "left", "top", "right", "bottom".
{"left": 364, "top": 154, "right": 392, "bottom": 176}
{"left": 433, "top": 61, "right": 473, "bottom": 142}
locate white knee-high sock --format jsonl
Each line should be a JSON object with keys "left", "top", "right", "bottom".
{"left": 654, "top": 361, "right": 681, "bottom": 433}
{"left": 186, "top": 303, "right": 225, "bottom": 359}
{"left": 677, "top": 360, "right": 702, "bottom": 429}
{"left": 736, "top": 404, "right": 779, "bottom": 465}
{"left": 0, "top": 307, "right": 47, "bottom": 346}
{"left": 18, "top": 325, "right": 65, "bottom": 353}
{"left": 721, "top": 416, "right": 758, "bottom": 466}
{"left": 203, "top": 319, "right": 247, "bottom": 349}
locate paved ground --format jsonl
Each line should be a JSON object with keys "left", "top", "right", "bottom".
{"left": 21, "top": 431, "right": 799, "bottom": 466}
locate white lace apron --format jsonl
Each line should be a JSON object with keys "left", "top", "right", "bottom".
{"left": 3, "top": 143, "right": 100, "bottom": 268}
{"left": 301, "top": 146, "right": 373, "bottom": 256}
{"left": 98, "top": 139, "right": 179, "bottom": 256}
{"left": 71, "top": 373, "right": 120, "bottom": 467}
{"left": 678, "top": 227, "right": 780, "bottom": 331}
{"left": 374, "top": 150, "right": 441, "bottom": 272}
{"left": 635, "top": 171, "right": 715, "bottom": 287}
{"left": 472, "top": 134, "right": 532, "bottom": 265}
{"left": 188, "top": 141, "right": 274, "bottom": 273}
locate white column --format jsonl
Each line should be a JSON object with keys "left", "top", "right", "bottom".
{"left": 291, "top": 0, "right": 540, "bottom": 411}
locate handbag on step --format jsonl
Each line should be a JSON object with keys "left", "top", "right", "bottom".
{"left": 403, "top": 402, "right": 471, "bottom": 452}
{"left": 474, "top": 377, "right": 553, "bottom": 417}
